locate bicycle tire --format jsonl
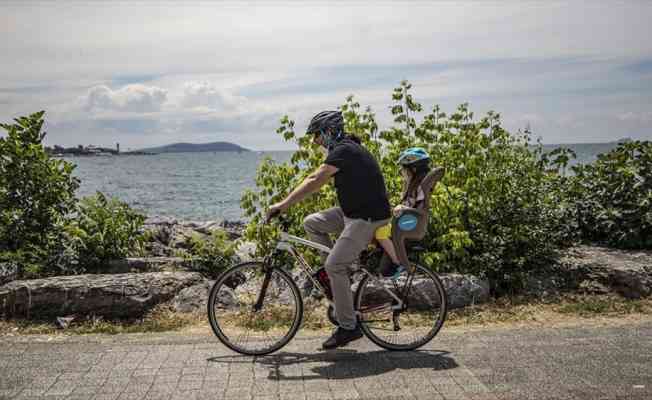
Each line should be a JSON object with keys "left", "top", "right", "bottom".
{"left": 355, "top": 264, "right": 447, "bottom": 351}
{"left": 207, "top": 261, "right": 303, "bottom": 356}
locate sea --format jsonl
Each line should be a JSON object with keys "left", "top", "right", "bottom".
{"left": 67, "top": 143, "right": 621, "bottom": 221}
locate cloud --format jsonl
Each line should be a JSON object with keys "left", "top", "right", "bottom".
{"left": 84, "top": 84, "right": 168, "bottom": 112}
{"left": 617, "top": 111, "right": 652, "bottom": 123}
{"left": 3, "top": 3, "right": 652, "bottom": 148}
{"left": 181, "top": 82, "right": 246, "bottom": 111}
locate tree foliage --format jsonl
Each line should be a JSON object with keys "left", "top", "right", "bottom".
{"left": 65, "top": 192, "right": 146, "bottom": 271}
{"left": 569, "top": 140, "right": 652, "bottom": 249}
{"left": 0, "top": 111, "right": 80, "bottom": 276}
{"left": 180, "top": 230, "right": 237, "bottom": 279}
{"left": 241, "top": 82, "right": 576, "bottom": 294}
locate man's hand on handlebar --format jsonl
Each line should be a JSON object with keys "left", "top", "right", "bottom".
{"left": 265, "top": 201, "right": 289, "bottom": 223}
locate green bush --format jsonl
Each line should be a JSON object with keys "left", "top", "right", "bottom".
{"left": 569, "top": 140, "right": 652, "bottom": 249}
{"left": 0, "top": 111, "right": 79, "bottom": 277}
{"left": 242, "top": 81, "right": 573, "bottom": 294}
{"left": 66, "top": 192, "right": 146, "bottom": 271}
{"left": 180, "top": 230, "right": 237, "bottom": 279}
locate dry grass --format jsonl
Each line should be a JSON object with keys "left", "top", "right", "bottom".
{"left": 445, "top": 294, "right": 652, "bottom": 331}
{"left": 0, "top": 304, "right": 206, "bottom": 336}
{"left": 1, "top": 294, "right": 651, "bottom": 337}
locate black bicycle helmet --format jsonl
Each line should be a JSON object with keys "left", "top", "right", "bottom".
{"left": 306, "top": 110, "right": 344, "bottom": 149}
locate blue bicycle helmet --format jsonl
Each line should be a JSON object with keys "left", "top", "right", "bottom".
{"left": 398, "top": 147, "right": 430, "bottom": 166}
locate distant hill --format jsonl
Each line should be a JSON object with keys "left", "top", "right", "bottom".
{"left": 137, "top": 142, "right": 250, "bottom": 154}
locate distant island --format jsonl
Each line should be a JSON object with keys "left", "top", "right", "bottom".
{"left": 45, "top": 141, "right": 250, "bottom": 156}
{"left": 137, "top": 142, "right": 250, "bottom": 154}
{"left": 45, "top": 144, "right": 153, "bottom": 156}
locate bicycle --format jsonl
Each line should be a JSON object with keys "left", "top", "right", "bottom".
{"left": 207, "top": 217, "right": 447, "bottom": 356}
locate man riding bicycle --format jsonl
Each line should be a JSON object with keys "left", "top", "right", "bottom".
{"left": 266, "top": 110, "right": 391, "bottom": 349}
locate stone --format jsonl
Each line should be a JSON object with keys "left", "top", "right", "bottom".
{"left": 219, "top": 220, "right": 246, "bottom": 240}
{"left": 439, "top": 273, "right": 491, "bottom": 308}
{"left": 144, "top": 215, "right": 178, "bottom": 227}
{"left": 106, "top": 257, "right": 189, "bottom": 273}
{"left": 141, "top": 217, "right": 245, "bottom": 257}
{"left": 170, "top": 279, "right": 239, "bottom": 313}
{"left": 358, "top": 273, "right": 490, "bottom": 310}
{"left": 235, "top": 241, "right": 257, "bottom": 262}
{"left": 556, "top": 246, "right": 652, "bottom": 299}
{"left": 0, "top": 272, "right": 204, "bottom": 319}
{"left": 170, "top": 280, "right": 214, "bottom": 313}
{"left": 168, "top": 225, "right": 201, "bottom": 250}
{"left": 55, "top": 315, "right": 77, "bottom": 329}
{"left": 0, "top": 262, "right": 19, "bottom": 286}
{"left": 578, "top": 280, "right": 610, "bottom": 294}
{"left": 191, "top": 221, "right": 222, "bottom": 235}
{"left": 145, "top": 241, "right": 174, "bottom": 257}
{"left": 523, "top": 273, "right": 566, "bottom": 298}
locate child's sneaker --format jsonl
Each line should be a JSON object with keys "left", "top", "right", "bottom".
{"left": 381, "top": 263, "right": 406, "bottom": 280}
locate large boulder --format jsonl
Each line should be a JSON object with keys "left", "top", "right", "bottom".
{"left": 235, "top": 241, "right": 257, "bottom": 262}
{"left": 106, "top": 257, "right": 190, "bottom": 273}
{"left": 0, "top": 272, "right": 204, "bottom": 319}
{"left": 439, "top": 274, "right": 491, "bottom": 308}
{"left": 561, "top": 246, "right": 652, "bottom": 299}
{"left": 141, "top": 216, "right": 244, "bottom": 258}
{"left": 170, "top": 280, "right": 239, "bottom": 313}
{"left": 0, "top": 262, "right": 19, "bottom": 286}
{"left": 356, "top": 273, "right": 490, "bottom": 310}
{"left": 170, "top": 280, "right": 213, "bottom": 313}
{"left": 524, "top": 246, "right": 652, "bottom": 299}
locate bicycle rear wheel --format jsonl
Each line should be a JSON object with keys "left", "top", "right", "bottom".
{"left": 207, "top": 261, "right": 303, "bottom": 356}
{"left": 355, "top": 264, "right": 447, "bottom": 351}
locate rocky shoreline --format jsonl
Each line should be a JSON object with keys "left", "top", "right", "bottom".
{"left": 0, "top": 216, "right": 650, "bottom": 326}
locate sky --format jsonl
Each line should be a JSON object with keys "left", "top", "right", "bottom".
{"left": 1, "top": 1, "right": 651, "bottom": 151}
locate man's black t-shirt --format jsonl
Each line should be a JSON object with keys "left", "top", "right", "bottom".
{"left": 324, "top": 137, "right": 391, "bottom": 221}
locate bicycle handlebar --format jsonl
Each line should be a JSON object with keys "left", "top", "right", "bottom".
{"left": 265, "top": 210, "right": 291, "bottom": 232}
{"left": 265, "top": 208, "right": 281, "bottom": 223}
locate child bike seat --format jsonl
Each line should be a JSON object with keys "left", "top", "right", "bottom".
{"left": 391, "top": 167, "right": 445, "bottom": 267}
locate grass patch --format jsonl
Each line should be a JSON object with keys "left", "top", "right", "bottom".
{"left": 0, "top": 305, "right": 205, "bottom": 336}
{"left": 555, "top": 295, "right": 648, "bottom": 316}
{"left": 446, "top": 294, "right": 652, "bottom": 328}
{"left": 1, "top": 294, "right": 651, "bottom": 336}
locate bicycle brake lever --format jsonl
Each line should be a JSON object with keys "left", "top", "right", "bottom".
{"left": 279, "top": 216, "right": 291, "bottom": 232}
{"left": 265, "top": 208, "right": 281, "bottom": 224}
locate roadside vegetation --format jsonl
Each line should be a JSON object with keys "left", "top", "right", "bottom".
{"left": 0, "top": 112, "right": 232, "bottom": 281}
{"left": 1, "top": 82, "right": 651, "bottom": 334}
{"left": 2, "top": 294, "right": 651, "bottom": 336}
{"left": 242, "top": 81, "right": 651, "bottom": 295}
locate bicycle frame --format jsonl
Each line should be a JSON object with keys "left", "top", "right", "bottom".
{"left": 274, "top": 232, "right": 405, "bottom": 310}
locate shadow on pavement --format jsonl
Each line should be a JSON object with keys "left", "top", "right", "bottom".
{"left": 208, "top": 349, "right": 457, "bottom": 380}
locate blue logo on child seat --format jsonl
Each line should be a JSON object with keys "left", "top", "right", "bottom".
{"left": 397, "top": 214, "right": 418, "bottom": 231}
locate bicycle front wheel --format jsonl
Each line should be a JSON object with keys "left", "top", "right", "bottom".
{"left": 207, "top": 261, "right": 303, "bottom": 356}
{"left": 355, "top": 264, "right": 447, "bottom": 351}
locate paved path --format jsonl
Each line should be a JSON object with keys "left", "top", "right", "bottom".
{"left": 1, "top": 321, "right": 651, "bottom": 400}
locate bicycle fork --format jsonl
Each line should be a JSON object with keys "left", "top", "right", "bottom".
{"left": 253, "top": 270, "right": 272, "bottom": 312}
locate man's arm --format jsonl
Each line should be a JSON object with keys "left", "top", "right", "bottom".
{"left": 283, "top": 163, "right": 338, "bottom": 206}
{"left": 267, "top": 163, "right": 339, "bottom": 216}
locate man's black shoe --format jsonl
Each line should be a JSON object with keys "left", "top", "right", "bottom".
{"left": 322, "top": 326, "right": 363, "bottom": 350}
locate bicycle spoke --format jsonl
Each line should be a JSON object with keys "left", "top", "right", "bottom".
{"left": 356, "top": 264, "right": 447, "bottom": 351}
{"left": 208, "top": 262, "right": 303, "bottom": 356}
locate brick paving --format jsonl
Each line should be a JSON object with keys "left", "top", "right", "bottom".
{"left": 1, "top": 321, "right": 651, "bottom": 400}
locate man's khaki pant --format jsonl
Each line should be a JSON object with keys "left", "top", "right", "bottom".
{"left": 303, "top": 207, "right": 390, "bottom": 330}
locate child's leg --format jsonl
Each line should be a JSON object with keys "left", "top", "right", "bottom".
{"left": 377, "top": 238, "right": 401, "bottom": 265}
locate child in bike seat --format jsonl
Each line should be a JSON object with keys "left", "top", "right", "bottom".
{"left": 375, "top": 147, "right": 431, "bottom": 279}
